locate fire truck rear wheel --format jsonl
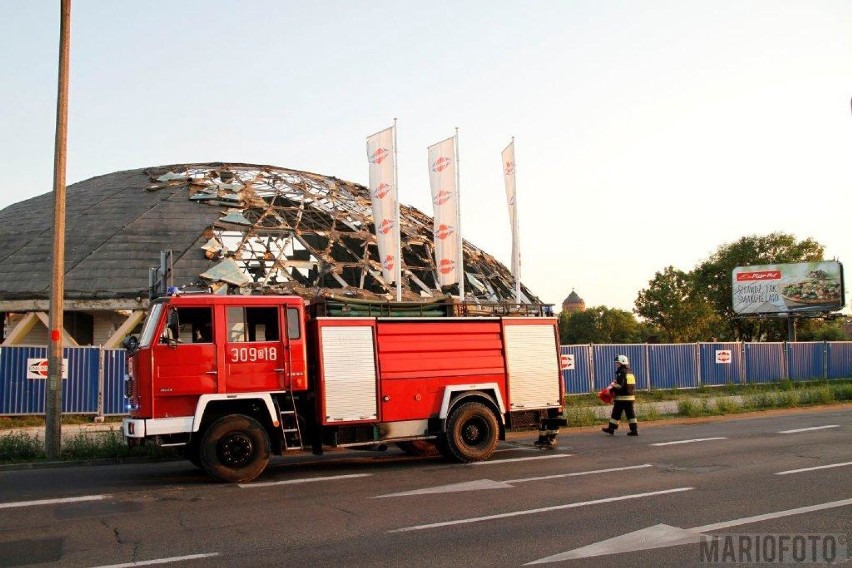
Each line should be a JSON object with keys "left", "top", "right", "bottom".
{"left": 199, "top": 414, "right": 270, "bottom": 483}
{"left": 445, "top": 401, "right": 499, "bottom": 462}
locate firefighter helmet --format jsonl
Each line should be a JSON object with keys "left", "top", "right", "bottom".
{"left": 615, "top": 354, "right": 629, "bottom": 365}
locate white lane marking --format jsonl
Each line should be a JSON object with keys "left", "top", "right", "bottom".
{"left": 389, "top": 487, "right": 693, "bottom": 532}
{"left": 377, "top": 464, "right": 654, "bottom": 498}
{"left": 526, "top": 497, "right": 852, "bottom": 564}
{"left": 775, "top": 461, "right": 852, "bottom": 476}
{"left": 377, "top": 479, "right": 515, "bottom": 497}
{"left": 0, "top": 494, "right": 110, "bottom": 510}
{"left": 93, "top": 553, "right": 221, "bottom": 567}
{"left": 506, "top": 464, "right": 654, "bottom": 484}
{"left": 650, "top": 437, "right": 727, "bottom": 446}
{"left": 239, "top": 473, "right": 371, "bottom": 488}
{"left": 778, "top": 425, "right": 839, "bottom": 434}
{"left": 468, "top": 454, "right": 571, "bottom": 465}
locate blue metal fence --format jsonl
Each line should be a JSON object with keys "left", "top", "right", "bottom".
{"left": 787, "top": 342, "right": 824, "bottom": 380}
{"left": 0, "top": 346, "right": 99, "bottom": 415}
{"left": 561, "top": 345, "right": 592, "bottom": 394}
{"left": 827, "top": 342, "right": 852, "bottom": 380}
{"left": 744, "top": 343, "right": 785, "bottom": 384}
{"left": 648, "top": 344, "right": 698, "bottom": 389}
{"left": 1, "top": 342, "right": 851, "bottom": 415}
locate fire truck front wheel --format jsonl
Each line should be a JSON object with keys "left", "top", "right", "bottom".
{"left": 445, "top": 401, "right": 499, "bottom": 463}
{"left": 199, "top": 414, "right": 271, "bottom": 483}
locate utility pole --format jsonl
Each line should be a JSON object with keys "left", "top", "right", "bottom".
{"left": 46, "top": 0, "right": 72, "bottom": 459}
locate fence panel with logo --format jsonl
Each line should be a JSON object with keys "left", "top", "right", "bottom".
{"left": 0, "top": 346, "right": 99, "bottom": 415}
{"left": 560, "top": 345, "right": 592, "bottom": 394}
{"left": 699, "top": 343, "right": 744, "bottom": 386}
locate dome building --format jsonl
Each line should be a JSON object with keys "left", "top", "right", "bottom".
{"left": 0, "top": 162, "right": 541, "bottom": 347}
{"left": 562, "top": 289, "right": 585, "bottom": 313}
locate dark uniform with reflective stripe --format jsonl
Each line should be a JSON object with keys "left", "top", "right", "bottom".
{"left": 605, "top": 364, "right": 638, "bottom": 435}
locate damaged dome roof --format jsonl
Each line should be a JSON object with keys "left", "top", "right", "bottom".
{"left": 0, "top": 162, "right": 540, "bottom": 304}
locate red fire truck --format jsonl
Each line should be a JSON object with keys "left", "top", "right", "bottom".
{"left": 122, "top": 293, "right": 566, "bottom": 482}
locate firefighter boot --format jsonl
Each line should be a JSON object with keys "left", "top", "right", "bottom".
{"left": 534, "top": 430, "right": 558, "bottom": 449}
{"left": 602, "top": 421, "right": 617, "bottom": 436}
{"left": 627, "top": 423, "right": 639, "bottom": 436}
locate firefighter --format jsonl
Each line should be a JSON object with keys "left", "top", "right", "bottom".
{"left": 602, "top": 354, "right": 638, "bottom": 436}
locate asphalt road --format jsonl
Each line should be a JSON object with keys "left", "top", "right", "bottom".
{"left": 1, "top": 406, "right": 850, "bottom": 568}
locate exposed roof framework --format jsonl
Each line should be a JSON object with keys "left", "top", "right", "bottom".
{"left": 0, "top": 162, "right": 539, "bottom": 308}
{"left": 148, "top": 163, "right": 537, "bottom": 303}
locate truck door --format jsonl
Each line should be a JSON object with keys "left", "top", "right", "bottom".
{"left": 224, "top": 305, "right": 289, "bottom": 392}
{"left": 151, "top": 305, "right": 217, "bottom": 416}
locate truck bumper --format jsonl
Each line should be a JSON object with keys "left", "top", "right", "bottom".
{"left": 123, "top": 418, "right": 147, "bottom": 438}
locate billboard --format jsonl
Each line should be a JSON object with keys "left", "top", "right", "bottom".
{"left": 732, "top": 261, "right": 844, "bottom": 315}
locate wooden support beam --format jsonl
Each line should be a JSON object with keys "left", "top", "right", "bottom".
{"left": 103, "top": 310, "right": 146, "bottom": 349}
{"left": 1, "top": 312, "right": 40, "bottom": 345}
{"left": 35, "top": 312, "right": 78, "bottom": 347}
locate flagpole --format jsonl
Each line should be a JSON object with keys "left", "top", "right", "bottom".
{"left": 455, "top": 127, "right": 464, "bottom": 301}
{"left": 393, "top": 118, "right": 401, "bottom": 302}
{"left": 512, "top": 136, "right": 521, "bottom": 304}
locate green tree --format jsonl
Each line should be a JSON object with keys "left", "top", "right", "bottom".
{"left": 692, "top": 232, "right": 824, "bottom": 341}
{"left": 635, "top": 266, "right": 721, "bottom": 342}
{"left": 797, "top": 318, "right": 849, "bottom": 341}
{"left": 559, "top": 306, "right": 646, "bottom": 344}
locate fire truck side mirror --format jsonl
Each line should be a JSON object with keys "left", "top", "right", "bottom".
{"left": 122, "top": 335, "right": 139, "bottom": 353}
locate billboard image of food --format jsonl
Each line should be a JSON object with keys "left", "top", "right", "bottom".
{"left": 732, "top": 261, "right": 845, "bottom": 315}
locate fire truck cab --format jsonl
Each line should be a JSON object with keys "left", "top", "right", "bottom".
{"left": 123, "top": 293, "right": 566, "bottom": 483}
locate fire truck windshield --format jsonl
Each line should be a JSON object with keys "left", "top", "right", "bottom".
{"left": 139, "top": 302, "right": 165, "bottom": 347}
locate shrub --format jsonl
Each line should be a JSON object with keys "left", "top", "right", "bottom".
{"left": 564, "top": 407, "right": 600, "bottom": 427}
{"left": 62, "top": 430, "right": 129, "bottom": 460}
{"left": 774, "top": 391, "right": 798, "bottom": 408}
{"left": 830, "top": 383, "right": 852, "bottom": 402}
{"left": 637, "top": 404, "right": 661, "bottom": 421}
{"left": 0, "top": 431, "right": 44, "bottom": 462}
{"left": 714, "top": 398, "right": 743, "bottom": 414}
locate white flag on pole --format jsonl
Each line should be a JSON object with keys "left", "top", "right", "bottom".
{"left": 366, "top": 126, "right": 399, "bottom": 285}
{"left": 428, "top": 136, "right": 460, "bottom": 286}
{"left": 502, "top": 140, "right": 521, "bottom": 301}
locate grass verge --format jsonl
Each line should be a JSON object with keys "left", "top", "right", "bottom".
{"left": 0, "top": 428, "right": 178, "bottom": 464}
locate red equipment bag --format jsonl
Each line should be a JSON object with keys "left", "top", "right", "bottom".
{"left": 597, "top": 388, "right": 614, "bottom": 404}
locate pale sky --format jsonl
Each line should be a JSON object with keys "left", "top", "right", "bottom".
{"left": 2, "top": 1, "right": 850, "bottom": 311}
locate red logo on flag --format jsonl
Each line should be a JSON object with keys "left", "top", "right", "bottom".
{"left": 379, "top": 218, "right": 395, "bottom": 235}
{"left": 432, "top": 156, "right": 452, "bottom": 172}
{"left": 434, "top": 224, "right": 454, "bottom": 241}
{"left": 369, "top": 148, "right": 390, "bottom": 165}
{"left": 504, "top": 161, "right": 514, "bottom": 175}
{"left": 373, "top": 182, "right": 392, "bottom": 199}
{"left": 383, "top": 255, "right": 394, "bottom": 271}
{"left": 433, "top": 190, "right": 452, "bottom": 206}
{"left": 439, "top": 258, "right": 455, "bottom": 274}
{"left": 736, "top": 270, "right": 781, "bottom": 281}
